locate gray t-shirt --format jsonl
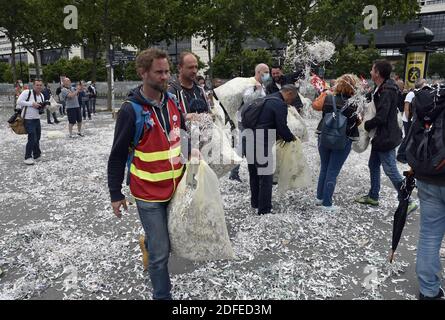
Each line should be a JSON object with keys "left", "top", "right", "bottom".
{"left": 61, "top": 87, "right": 80, "bottom": 109}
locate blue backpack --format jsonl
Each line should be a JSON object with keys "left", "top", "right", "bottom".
{"left": 320, "top": 95, "right": 349, "bottom": 150}
{"left": 125, "top": 101, "right": 152, "bottom": 185}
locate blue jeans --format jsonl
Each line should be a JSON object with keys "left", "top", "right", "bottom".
{"left": 368, "top": 148, "right": 403, "bottom": 201}
{"left": 317, "top": 138, "right": 352, "bottom": 207}
{"left": 416, "top": 180, "right": 445, "bottom": 297}
{"left": 24, "top": 119, "right": 41, "bottom": 160}
{"left": 81, "top": 101, "right": 91, "bottom": 120}
{"left": 89, "top": 98, "right": 96, "bottom": 114}
{"left": 136, "top": 200, "right": 172, "bottom": 300}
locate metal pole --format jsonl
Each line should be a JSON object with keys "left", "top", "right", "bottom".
{"left": 111, "top": 64, "right": 115, "bottom": 110}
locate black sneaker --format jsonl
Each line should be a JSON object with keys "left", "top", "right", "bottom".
{"left": 419, "top": 287, "right": 445, "bottom": 300}
{"left": 77, "top": 133, "right": 85, "bottom": 137}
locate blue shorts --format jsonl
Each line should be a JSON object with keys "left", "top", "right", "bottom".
{"left": 67, "top": 107, "right": 82, "bottom": 124}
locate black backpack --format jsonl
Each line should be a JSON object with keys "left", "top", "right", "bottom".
{"left": 406, "top": 84, "right": 445, "bottom": 176}
{"left": 241, "top": 96, "right": 281, "bottom": 129}
{"left": 320, "top": 95, "right": 349, "bottom": 150}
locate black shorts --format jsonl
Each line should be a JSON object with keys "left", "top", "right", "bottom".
{"left": 67, "top": 107, "right": 82, "bottom": 125}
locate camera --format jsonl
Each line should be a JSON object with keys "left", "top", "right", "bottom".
{"left": 38, "top": 100, "right": 51, "bottom": 114}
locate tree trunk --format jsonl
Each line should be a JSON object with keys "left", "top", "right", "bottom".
{"left": 34, "top": 46, "right": 42, "bottom": 79}
{"left": 10, "top": 37, "right": 17, "bottom": 107}
{"left": 103, "top": 0, "right": 113, "bottom": 111}
{"left": 207, "top": 37, "right": 213, "bottom": 84}
{"left": 106, "top": 39, "right": 113, "bottom": 112}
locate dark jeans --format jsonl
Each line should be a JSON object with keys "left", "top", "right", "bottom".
{"left": 248, "top": 164, "right": 273, "bottom": 214}
{"left": 24, "top": 119, "right": 41, "bottom": 160}
{"left": 89, "top": 98, "right": 96, "bottom": 114}
{"left": 317, "top": 138, "right": 352, "bottom": 207}
{"left": 368, "top": 148, "right": 403, "bottom": 201}
{"left": 81, "top": 101, "right": 91, "bottom": 120}
{"left": 136, "top": 200, "right": 172, "bottom": 300}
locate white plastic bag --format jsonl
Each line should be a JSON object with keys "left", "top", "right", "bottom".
{"left": 352, "top": 100, "right": 376, "bottom": 153}
{"left": 49, "top": 96, "right": 61, "bottom": 113}
{"left": 210, "top": 98, "right": 226, "bottom": 129}
{"left": 213, "top": 77, "right": 257, "bottom": 128}
{"left": 274, "top": 138, "right": 312, "bottom": 194}
{"left": 287, "top": 106, "right": 309, "bottom": 143}
{"left": 201, "top": 124, "right": 242, "bottom": 178}
{"left": 168, "top": 160, "right": 235, "bottom": 261}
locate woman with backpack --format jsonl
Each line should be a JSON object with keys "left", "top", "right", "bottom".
{"left": 312, "top": 74, "right": 361, "bottom": 212}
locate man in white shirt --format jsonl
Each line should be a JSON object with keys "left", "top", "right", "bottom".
{"left": 404, "top": 78, "right": 427, "bottom": 135}
{"left": 16, "top": 79, "right": 45, "bottom": 165}
{"left": 229, "top": 63, "right": 270, "bottom": 182}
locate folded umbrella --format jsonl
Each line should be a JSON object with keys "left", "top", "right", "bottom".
{"left": 389, "top": 170, "right": 416, "bottom": 263}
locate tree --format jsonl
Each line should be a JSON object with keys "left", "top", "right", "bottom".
{"left": 211, "top": 48, "right": 273, "bottom": 78}
{"left": 324, "top": 44, "right": 381, "bottom": 79}
{"left": 15, "top": 0, "right": 75, "bottom": 79}
{"left": 0, "top": 0, "right": 27, "bottom": 104}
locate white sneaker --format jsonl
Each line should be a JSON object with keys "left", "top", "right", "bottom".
{"left": 315, "top": 199, "right": 323, "bottom": 206}
{"left": 34, "top": 156, "right": 42, "bottom": 162}
{"left": 322, "top": 205, "right": 340, "bottom": 212}
{"left": 24, "top": 158, "right": 35, "bottom": 165}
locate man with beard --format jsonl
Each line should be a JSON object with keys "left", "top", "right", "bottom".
{"left": 266, "top": 65, "right": 304, "bottom": 112}
{"left": 108, "top": 48, "right": 191, "bottom": 300}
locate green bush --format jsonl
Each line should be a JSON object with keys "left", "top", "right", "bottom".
{"left": 211, "top": 48, "right": 273, "bottom": 79}
{"left": 324, "top": 44, "right": 381, "bottom": 79}
{"left": 0, "top": 62, "right": 9, "bottom": 82}
{"left": 42, "top": 57, "right": 107, "bottom": 82}
{"left": 2, "top": 62, "right": 29, "bottom": 83}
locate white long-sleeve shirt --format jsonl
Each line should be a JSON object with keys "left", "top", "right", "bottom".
{"left": 17, "top": 89, "right": 44, "bottom": 120}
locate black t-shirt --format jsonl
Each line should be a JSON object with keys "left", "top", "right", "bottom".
{"left": 181, "top": 84, "right": 209, "bottom": 114}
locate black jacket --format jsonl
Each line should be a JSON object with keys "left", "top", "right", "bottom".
{"left": 256, "top": 92, "right": 295, "bottom": 142}
{"left": 107, "top": 86, "right": 188, "bottom": 202}
{"left": 247, "top": 92, "right": 295, "bottom": 166}
{"left": 316, "top": 94, "right": 360, "bottom": 139}
{"left": 365, "top": 79, "right": 402, "bottom": 152}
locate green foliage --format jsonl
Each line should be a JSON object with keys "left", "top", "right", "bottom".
{"left": 2, "top": 62, "right": 29, "bottom": 83}
{"left": 324, "top": 44, "right": 381, "bottom": 79}
{"left": 393, "top": 59, "right": 406, "bottom": 78}
{"left": 211, "top": 48, "right": 273, "bottom": 79}
{"left": 124, "top": 61, "right": 139, "bottom": 81}
{"left": 42, "top": 58, "right": 107, "bottom": 83}
{"left": 428, "top": 53, "right": 445, "bottom": 78}
{"left": 0, "top": 63, "right": 9, "bottom": 83}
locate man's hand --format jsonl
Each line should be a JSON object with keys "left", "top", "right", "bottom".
{"left": 111, "top": 199, "right": 128, "bottom": 219}
{"left": 186, "top": 113, "right": 198, "bottom": 121}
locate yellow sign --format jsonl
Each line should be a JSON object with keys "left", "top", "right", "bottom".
{"left": 405, "top": 52, "right": 426, "bottom": 89}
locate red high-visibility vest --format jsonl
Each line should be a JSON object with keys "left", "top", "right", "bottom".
{"left": 129, "top": 98, "right": 184, "bottom": 202}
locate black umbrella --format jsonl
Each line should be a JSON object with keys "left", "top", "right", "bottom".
{"left": 389, "top": 170, "right": 416, "bottom": 263}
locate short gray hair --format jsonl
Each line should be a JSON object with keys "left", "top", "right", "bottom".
{"left": 280, "top": 84, "right": 299, "bottom": 96}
